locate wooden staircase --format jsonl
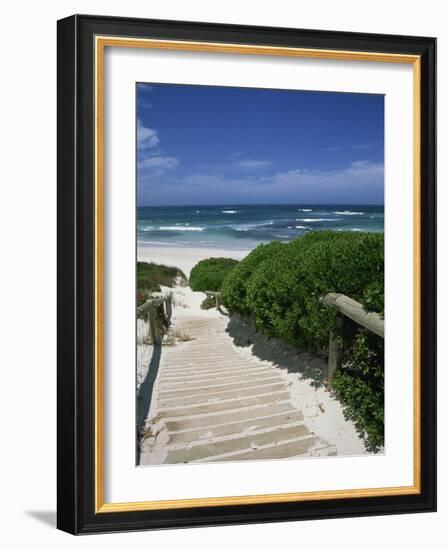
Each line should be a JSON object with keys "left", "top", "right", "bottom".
{"left": 139, "top": 316, "right": 337, "bottom": 465}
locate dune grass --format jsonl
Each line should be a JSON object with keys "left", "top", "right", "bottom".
{"left": 137, "top": 261, "right": 187, "bottom": 306}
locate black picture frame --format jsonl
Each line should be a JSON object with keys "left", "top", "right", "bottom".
{"left": 57, "top": 14, "right": 436, "bottom": 534}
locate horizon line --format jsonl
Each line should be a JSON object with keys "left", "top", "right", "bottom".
{"left": 137, "top": 202, "right": 385, "bottom": 208}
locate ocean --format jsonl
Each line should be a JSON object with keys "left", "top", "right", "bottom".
{"left": 137, "top": 204, "right": 384, "bottom": 250}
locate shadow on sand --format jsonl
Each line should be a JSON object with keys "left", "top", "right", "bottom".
{"left": 225, "top": 314, "right": 327, "bottom": 388}
{"left": 136, "top": 344, "right": 162, "bottom": 465}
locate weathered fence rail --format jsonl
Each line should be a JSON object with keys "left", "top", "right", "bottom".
{"left": 204, "top": 291, "right": 228, "bottom": 315}
{"left": 137, "top": 293, "right": 173, "bottom": 344}
{"left": 142, "top": 288, "right": 382, "bottom": 383}
{"left": 321, "top": 292, "right": 384, "bottom": 383}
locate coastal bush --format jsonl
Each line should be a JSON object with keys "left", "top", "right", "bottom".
{"left": 332, "top": 330, "right": 384, "bottom": 451}
{"left": 220, "top": 231, "right": 384, "bottom": 449}
{"left": 137, "top": 261, "right": 187, "bottom": 301}
{"left": 189, "top": 257, "right": 239, "bottom": 292}
{"left": 137, "top": 288, "right": 148, "bottom": 307}
{"left": 200, "top": 295, "right": 217, "bottom": 310}
{"left": 220, "top": 241, "right": 286, "bottom": 314}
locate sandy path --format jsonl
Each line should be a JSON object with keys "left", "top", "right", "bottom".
{"left": 137, "top": 245, "right": 368, "bottom": 465}
{"left": 137, "top": 287, "right": 348, "bottom": 465}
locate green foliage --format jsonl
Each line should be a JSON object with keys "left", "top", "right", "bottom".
{"left": 189, "top": 257, "right": 239, "bottom": 292}
{"left": 332, "top": 330, "right": 384, "bottom": 451}
{"left": 362, "top": 279, "right": 384, "bottom": 316}
{"left": 137, "top": 261, "right": 187, "bottom": 304}
{"left": 200, "top": 295, "right": 216, "bottom": 310}
{"left": 220, "top": 231, "right": 384, "bottom": 448}
{"left": 220, "top": 241, "right": 286, "bottom": 314}
{"left": 222, "top": 231, "right": 383, "bottom": 350}
{"left": 137, "top": 288, "right": 148, "bottom": 307}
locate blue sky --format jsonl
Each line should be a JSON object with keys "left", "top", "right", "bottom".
{"left": 137, "top": 83, "right": 384, "bottom": 206}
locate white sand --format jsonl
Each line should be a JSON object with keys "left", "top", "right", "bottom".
{"left": 227, "top": 314, "right": 370, "bottom": 456}
{"left": 136, "top": 244, "right": 247, "bottom": 387}
{"left": 138, "top": 245, "right": 250, "bottom": 277}
{"left": 136, "top": 320, "right": 152, "bottom": 390}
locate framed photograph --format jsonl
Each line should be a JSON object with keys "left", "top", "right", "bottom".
{"left": 57, "top": 14, "right": 436, "bottom": 534}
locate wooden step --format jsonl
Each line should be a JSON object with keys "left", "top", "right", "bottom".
{"left": 158, "top": 375, "right": 283, "bottom": 396}
{"left": 138, "top": 311, "right": 338, "bottom": 465}
{"left": 157, "top": 391, "right": 290, "bottom": 418}
{"left": 163, "top": 402, "right": 297, "bottom": 431}
{"left": 203, "top": 435, "right": 319, "bottom": 462}
{"left": 167, "top": 411, "right": 304, "bottom": 445}
{"left": 158, "top": 382, "right": 287, "bottom": 407}
{"left": 165, "top": 423, "right": 311, "bottom": 463}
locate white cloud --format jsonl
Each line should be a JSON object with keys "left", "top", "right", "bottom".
{"left": 139, "top": 160, "right": 383, "bottom": 204}
{"left": 137, "top": 84, "right": 154, "bottom": 93}
{"left": 139, "top": 156, "right": 179, "bottom": 170}
{"left": 137, "top": 136, "right": 384, "bottom": 204}
{"left": 137, "top": 119, "right": 179, "bottom": 177}
{"left": 269, "top": 161, "right": 383, "bottom": 189}
{"left": 139, "top": 98, "right": 153, "bottom": 109}
{"left": 148, "top": 160, "right": 382, "bottom": 192}
{"left": 352, "top": 143, "right": 374, "bottom": 150}
{"left": 137, "top": 119, "right": 160, "bottom": 149}
{"left": 183, "top": 173, "right": 225, "bottom": 186}
{"left": 237, "top": 159, "right": 272, "bottom": 169}
{"left": 327, "top": 143, "right": 375, "bottom": 152}
{"left": 349, "top": 160, "right": 377, "bottom": 170}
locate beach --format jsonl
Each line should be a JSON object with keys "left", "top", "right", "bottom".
{"left": 138, "top": 244, "right": 250, "bottom": 277}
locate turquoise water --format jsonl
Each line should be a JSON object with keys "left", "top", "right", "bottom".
{"left": 137, "top": 204, "right": 384, "bottom": 250}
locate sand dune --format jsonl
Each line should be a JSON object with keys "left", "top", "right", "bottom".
{"left": 138, "top": 245, "right": 250, "bottom": 277}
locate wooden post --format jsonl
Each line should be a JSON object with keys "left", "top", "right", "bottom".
{"left": 158, "top": 304, "right": 167, "bottom": 337}
{"left": 328, "top": 314, "right": 343, "bottom": 384}
{"left": 215, "top": 293, "right": 220, "bottom": 311}
{"left": 144, "top": 312, "right": 152, "bottom": 344}
{"left": 138, "top": 293, "right": 173, "bottom": 345}
{"left": 165, "top": 294, "right": 172, "bottom": 322}
{"left": 148, "top": 307, "right": 160, "bottom": 344}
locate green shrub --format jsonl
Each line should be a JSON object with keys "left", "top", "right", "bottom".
{"left": 200, "top": 295, "right": 216, "bottom": 310}
{"left": 223, "top": 231, "right": 383, "bottom": 350}
{"left": 137, "top": 288, "right": 148, "bottom": 307}
{"left": 189, "top": 257, "right": 239, "bottom": 292}
{"left": 137, "top": 261, "right": 187, "bottom": 303}
{"left": 220, "top": 231, "right": 384, "bottom": 449}
{"left": 332, "top": 330, "right": 384, "bottom": 451}
{"left": 220, "top": 241, "right": 286, "bottom": 314}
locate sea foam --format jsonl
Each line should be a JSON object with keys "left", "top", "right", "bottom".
{"left": 159, "top": 226, "right": 204, "bottom": 231}
{"left": 296, "top": 218, "right": 339, "bottom": 222}
{"left": 334, "top": 210, "right": 364, "bottom": 215}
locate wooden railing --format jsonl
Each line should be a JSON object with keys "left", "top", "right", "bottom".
{"left": 137, "top": 293, "right": 173, "bottom": 345}
{"left": 321, "top": 292, "right": 384, "bottom": 383}
{"left": 204, "top": 291, "right": 228, "bottom": 315}
{"left": 136, "top": 290, "right": 382, "bottom": 382}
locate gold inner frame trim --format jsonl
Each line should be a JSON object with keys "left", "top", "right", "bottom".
{"left": 94, "top": 35, "right": 421, "bottom": 514}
